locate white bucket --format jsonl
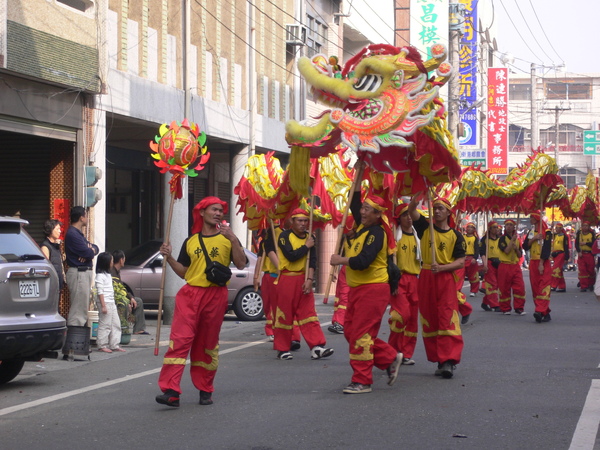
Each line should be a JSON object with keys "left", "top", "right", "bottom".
{"left": 87, "top": 310, "right": 99, "bottom": 341}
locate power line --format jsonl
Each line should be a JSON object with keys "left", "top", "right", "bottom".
{"left": 527, "top": 0, "right": 564, "bottom": 64}
{"left": 511, "top": 0, "right": 555, "bottom": 64}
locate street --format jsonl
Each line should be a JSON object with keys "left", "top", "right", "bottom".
{"left": 1, "top": 270, "right": 599, "bottom": 450}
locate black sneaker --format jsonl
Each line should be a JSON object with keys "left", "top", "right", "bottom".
{"left": 199, "top": 390, "right": 213, "bottom": 406}
{"left": 542, "top": 313, "right": 552, "bottom": 322}
{"left": 550, "top": 287, "right": 556, "bottom": 292}
{"left": 533, "top": 312, "right": 543, "bottom": 323}
{"left": 343, "top": 382, "right": 372, "bottom": 394}
{"left": 556, "top": 289, "right": 566, "bottom": 293}
{"left": 492, "top": 307, "right": 501, "bottom": 312}
{"left": 440, "top": 361, "right": 455, "bottom": 379}
{"left": 328, "top": 322, "right": 344, "bottom": 334}
{"left": 311, "top": 346, "right": 334, "bottom": 360}
{"left": 290, "top": 340, "right": 301, "bottom": 351}
{"left": 514, "top": 309, "right": 526, "bottom": 316}
{"left": 156, "top": 389, "right": 180, "bottom": 407}
{"left": 479, "top": 288, "right": 486, "bottom": 294}
{"left": 277, "top": 351, "right": 293, "bottom": 360}
{"left": 461, "top": 314, "right": 470, "bottom": 324}
{"left": 481, "top": 303, "right": 492, "bottom": 312}
{"left": 434, "top": 363, "right": 443, "bottom": 376}
{"left": 402, "top": 357, "right": 415, "bottom": 365}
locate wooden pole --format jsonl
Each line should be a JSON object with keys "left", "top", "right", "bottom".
{"left": 305, "top": 193, "right": 315, "bottom": 281}
{"left": 323, "top": 161, "right": 364, "bottom": 303}
{"left": 427, "top": 187, "right": 436, "bottom": 265}
{"left": 154, "top": 190, "right": 176, "bottom": 356}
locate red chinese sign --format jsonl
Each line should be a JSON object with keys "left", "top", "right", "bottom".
{"left": 487, "top": 68, "right": 508, "bottom": 175}
{"left": 54, "top": 198, "right": 70, "bottom": 239}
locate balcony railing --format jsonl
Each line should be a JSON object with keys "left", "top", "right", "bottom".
{"left": 509, "top": 145, "right": 584, "bottom": 153}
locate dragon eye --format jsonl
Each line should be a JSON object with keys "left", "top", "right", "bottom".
{"left": 353, "top": 74, "right": 383, "bottom": 92}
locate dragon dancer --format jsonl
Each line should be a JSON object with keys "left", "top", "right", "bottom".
{"left": 479, "top": 221, "right": 501, "bottom": 312}
{"left": 550, "top": 223, "right": 569, "bottom": 293}
{"left": 523, "top": 213, "right": 553, "bottom": 323}
{"left": 497, "top": 219, "right": 526, "bottom": 315}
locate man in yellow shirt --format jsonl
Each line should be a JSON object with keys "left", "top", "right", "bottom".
{"left": 550, "top": 223, "right": 569, "bottom": 293}
{"left": 523, "top": 213, "right": 553, "bottom": 322}
{"left": 479, "top": 221, "right": 501, "bottom": 312}
{"left": 575, "top": 220, "right": 596, "bottom": 292}
{"left": 408, "top": 195, "right": 466, "bottom": 379}
{"left": 388, "top": 203, "right": 420, "bottom": 365}
{"left": 330, "top": 189, "right": 402, "bottom": 394}
{"left": 497, "top": 219, "right": 526, "bottom": 315}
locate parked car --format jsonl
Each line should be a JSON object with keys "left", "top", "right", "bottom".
{"left": 120, "top": 240, "right": 264, "bottom": 321}
{"left": 0, "top": 216, "right": 66, "bottom": 384}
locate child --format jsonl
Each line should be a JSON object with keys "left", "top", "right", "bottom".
{"left": 95, "top": 252, "right": 125, "bottom": 353}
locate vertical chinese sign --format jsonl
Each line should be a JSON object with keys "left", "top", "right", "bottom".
{"left": 487, "top": 68, "right": 509, "bottom": 175}
{"left": 458, "top": 0, "right": 477, "bottom": 147}
{"left": 410, "top": 1, "right": 449, "bottom": 73}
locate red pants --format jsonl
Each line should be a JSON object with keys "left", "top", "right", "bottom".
{"left": 418, "top": 270, "right": 464, "bottom": 365}
{"left": 454, "top": 267, "right": 473, "bottom": 317}
{"left": 158, "top": 284, "right": 228, "bottom": 394}
{"left": 464, "top": 256, "right": 480, "bottom": 293}
{"left": 261, "top": 272, "right": 277, "bottom": 336}
{"left": 345, "top": 283, "right": 397, "bottom": 385}
{"left": 529, "top": 259, "right": 552, "bottom": 315}
{"left": 550, "top": 252, "right": 566, "bottom": 290}
{"left": 273, "top": 273, "right": 326, "bottom": 352}
{"left": 332, "top": 266, "right": 350, "bottom": 326}
{"left": 482, "top": 261, "right": 499, "bottom": 308}
{"left": 388, "top": 273, "right": 418, "bottom": 358}
{"left": 498, "top": 263, "right": 526, "bottom": 312}
{"left": 578, "top": 253, "right": 596, "bottom": 290}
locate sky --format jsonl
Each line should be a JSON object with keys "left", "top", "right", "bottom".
{"left": 486, "top": 0, "right": 595, "bottom": 75}
{"left": 344, "top": 0, "right": 597, "bottom": 75}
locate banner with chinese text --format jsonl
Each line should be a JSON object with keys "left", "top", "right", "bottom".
{"left": 458, "top": 0, "right": 477, "bottom": 146}
{"left": 410, "top": 0, "right": 449, "bottom": 99}
{"left": 487, "top": 68, "right": 509, "bottom": 175}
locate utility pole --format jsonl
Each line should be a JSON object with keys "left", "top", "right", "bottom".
{"left": 530, "top": 63, "right": 539, "bottom": 151}
{"left": 543, "top": 104, "right": 571, "bottom": 167}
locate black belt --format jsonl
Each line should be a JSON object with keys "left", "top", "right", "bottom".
{"left": 582, "top": 251, "right": 592, "bottom": 254}
{"left": 70, "top": 266, "right": 93, "bottom": 271}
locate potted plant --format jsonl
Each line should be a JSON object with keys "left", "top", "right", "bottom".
{"left": 113, "top": 277, "right": 135, "bottom": 345}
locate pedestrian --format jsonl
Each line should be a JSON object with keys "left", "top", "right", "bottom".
{"left": 497, "top": 219, "right": 526, "bottom": 315}
{"left": 550, "top": 223, "right": 569, "bottom": 293}
{"left": 41, "top": 219, "right": 65, "bottom": 291}
{"left": 155, "top": 196, "right": 248, "bottom": 407}
{"left": 575, "top": 220, "right": 596, "bottom": 292}
{"left": 273, "top": 208, "right": 333, "bottom": 361}
{"left": 95, "top": 252, "right": 125, "bottom": 353}
{"left": 111, "top": 250, "right": 148, "bottom": 335}
{"left": 64, "top": 206, "right": 99, "bottom": 328}
{"left": 408, "top": 194, "right": 465, "bottom": 379}
{"left": 523, "top": 213, "right": 553, "bottom": 323}
{"left": 328, "top": 265, "right": 349, "bottom": 334}
{"left": 388, "top": 202, "right": 420, "bottom": 365}
{"left": 479, "top": 221, "right": 501, "bottom": 312}
{"left": 462, "top": 222, "right": 481, "bottom": 297}
{"left": 330, "top": 187, "right": 402, "bottom": 394}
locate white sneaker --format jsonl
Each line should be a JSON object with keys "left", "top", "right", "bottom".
{"left": 469, "top": 292, "right": 475, "bottom": 297}
{"left": 387, "top": 353, "right": 403, "bottom": 386}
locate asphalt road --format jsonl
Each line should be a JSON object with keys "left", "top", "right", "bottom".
{"left": 1, "top": 270, "right": 599, "bottom": 450}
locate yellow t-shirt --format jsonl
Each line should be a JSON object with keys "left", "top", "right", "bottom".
{"left": 178, "top": 233, "right": 232, "bottom": 287}
{"left": 396, "top": 232, "right": 420, "bottom": 275}
{"left": 278, "top": 229, "right": 313, "bottom": 273}
{"left": 552, "top": 234, "right": 565, "bottom": 253}
{"left": 464, "top": 235, "right": 477, "bottom": 256}
{"left": 345, "top": 224, "right": 388, "bottom": 287}
{"left": 261, "top": 227, "right": 282, "bottom": 273}
{"left": 482, "top": 236, "right": 501, "bottom": 259}
{"left": 498, "top": 234, "right": 521, "bottom": 264}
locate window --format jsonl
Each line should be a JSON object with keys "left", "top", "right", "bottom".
{"left": 546, "top": 81, "right": 592, "bottom": 100}
{"left": 306, "top": 15, "right": 327, "bottom": 58}
{"left": 509, "top": 84, "right": 531, "bottom": 101}
{"left": 57, "top": 0, "right": 94, "bottom": 13}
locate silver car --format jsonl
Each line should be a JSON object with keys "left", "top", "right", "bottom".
{"left": 0, "top": 217, "right": 66, "bottom": 384}
{"left": 120, "top": 240, "right": 264, "bottom": 321}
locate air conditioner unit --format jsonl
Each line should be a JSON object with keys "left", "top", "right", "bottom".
{"left": 576, "top": 132, "right": 583, "bottom": 140}
{"left": 286, "top": 24, "right": 307, "bottom": 46}
{"left": 525, "top": 132, "right": 532, "bottom": 140}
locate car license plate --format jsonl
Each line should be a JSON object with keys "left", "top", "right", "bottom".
{"left": 19, "top": 280, "right": 40, "bottom": 298}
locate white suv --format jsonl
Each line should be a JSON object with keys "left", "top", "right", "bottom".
{"left": 0, "top": 216, "right": 66, "bottom": 384}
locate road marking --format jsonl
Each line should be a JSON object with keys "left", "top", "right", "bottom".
{"left": 569, "top": 379, "right": 600, "bottom": 449}
{"left": 0, "top": 339, "right": 270, "bottom": 417}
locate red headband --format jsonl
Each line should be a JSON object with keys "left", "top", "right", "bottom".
{"left": 191, "top": 196, "right": 228, "bottom": 234}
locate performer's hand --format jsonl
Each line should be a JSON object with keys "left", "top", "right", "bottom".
{"left": 533, "top": 233, "right": 543, "bottom": 241}
{"left": 482, "top": 265, "right": 488, "bottom": 274}
{"left": 538, "top": 263, "right": 544, "bottom": 275}
{"left": 253, "top": 277, "right": 260, "bottom": 292}
{"left": 302, "top": 279, "right": 313, "bottom": 294}
{"left": 219, "top": 222, "right": 236, "bottom": 241}
{"left": 305, "top": 236, "right": 315, "bottom": 248}
{"left": 431, "top": 263, "right": 441, "bottom": 273}
{"left": 159, "top": 243, "right": 172, "bottom": 257}
{"left": 330, "top": 254, "right": 345, "bottom": 266}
